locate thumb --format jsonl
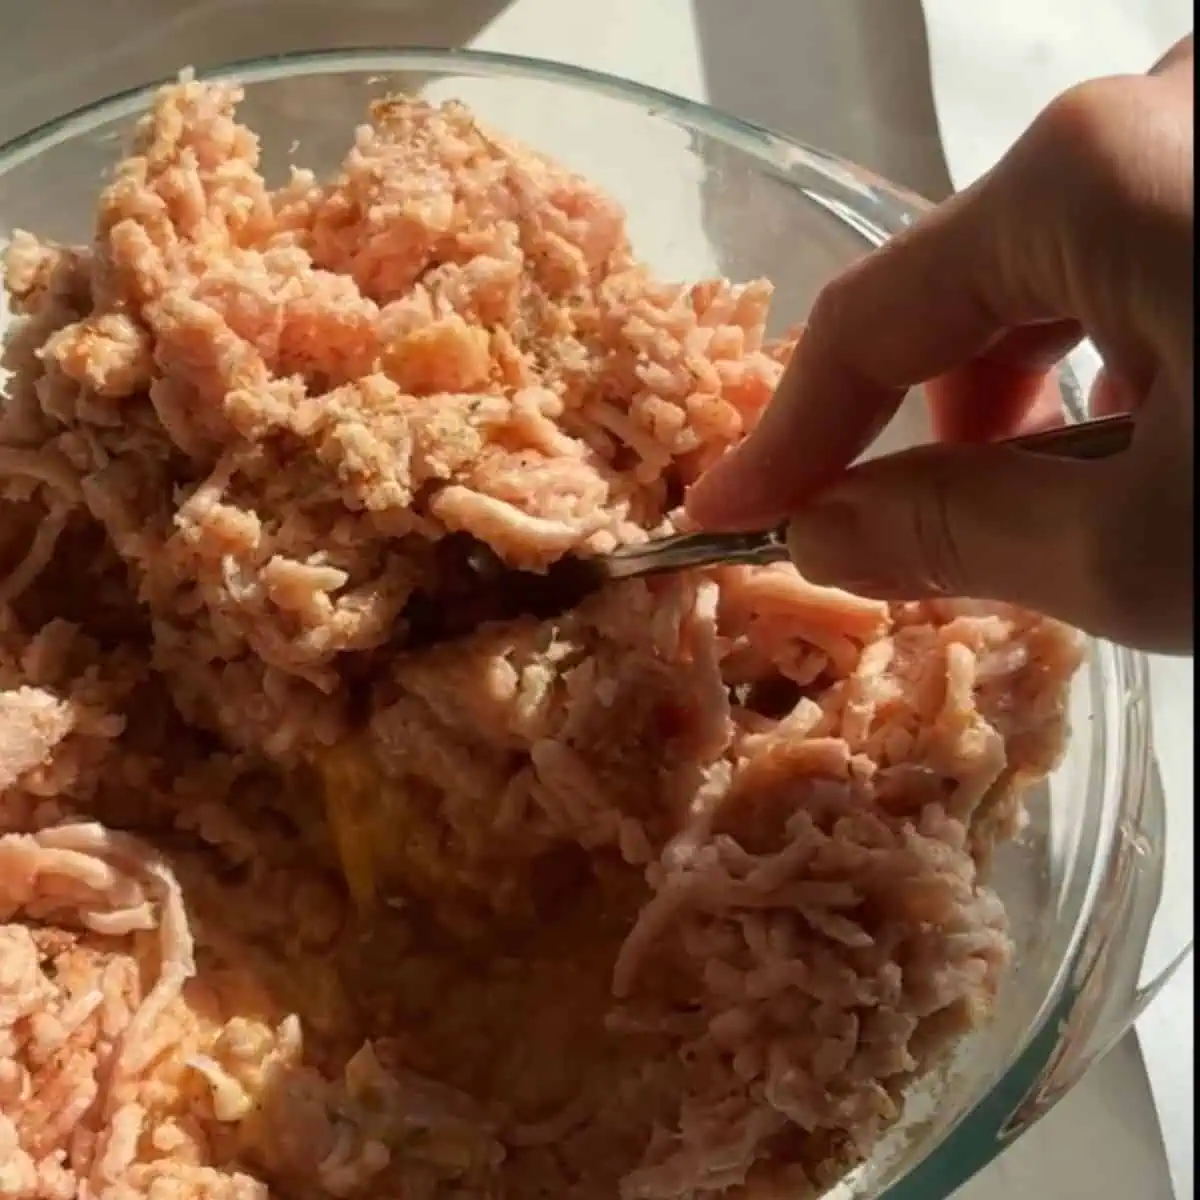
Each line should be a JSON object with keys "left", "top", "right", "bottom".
{"left": 784, "top": 442, "right": 1110, "bottom": 628}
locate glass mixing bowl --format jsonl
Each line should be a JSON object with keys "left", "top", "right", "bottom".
{"left": 0, "top": 47, "right": 1182, "bottom": 1200}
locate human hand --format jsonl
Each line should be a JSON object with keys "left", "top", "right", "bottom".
{"left": 687, "top": 36, "right": 1194, "bottom": 654}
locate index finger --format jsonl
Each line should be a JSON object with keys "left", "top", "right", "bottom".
{"left": 685, "top": 167, "right": 1050, "bottom": 526}
{"left": 685, "top": 64, "right": 1188, "bottom": 530}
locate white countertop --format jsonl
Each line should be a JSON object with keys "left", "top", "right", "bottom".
{"left": 0, "top": 3, "right": 1188, "bottom": 1198}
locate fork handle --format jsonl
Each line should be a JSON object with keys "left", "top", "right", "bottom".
{"left": 1005, "top": 412, "right": 1135, "bottom": 460}
{"left": 605, "top": 413, "right": 1136, "bottom": 579}
{"left": 603, "top": 525, "right": 791, "bottom": 578}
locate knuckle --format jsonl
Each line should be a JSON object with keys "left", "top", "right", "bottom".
{"left": 1016, "top": 74, "right": 1192, "bottom": 335}
{"left": 908, "top": 465, "right": 972, "bottom": 597}
{"left": 806, "top": 272, "right": 859, "bottom": 344}
{"left": 1032, "top": 75, "right": 1188, "bottom": 200}
{"left": 1035, "top": 79, "right": 1131, "bottom": 155}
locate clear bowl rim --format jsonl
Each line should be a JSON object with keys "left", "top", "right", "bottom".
{"left": 0, "top": 44, "right": 1164, "bottom": 1200}
{"left": 0, "top": 45, "right": 932, "bottom": 211}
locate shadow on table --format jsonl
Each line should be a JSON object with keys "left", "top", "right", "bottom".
{"left": 690, "top": 0, "right": 951, "bottom": 199}
{"left": 687, "top": 0, "right": 952, "bottom": 447}
{"left": 0, "top": 0, "right": 513, "bottom": 146}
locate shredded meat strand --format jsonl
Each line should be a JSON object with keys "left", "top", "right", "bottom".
{"left": 0, "top": 77, "right": 1084, "bottom": 1199}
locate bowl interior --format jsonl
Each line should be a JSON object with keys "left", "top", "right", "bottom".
{"left": 0, "top": 52, "right": 1120, "bottom": 1199}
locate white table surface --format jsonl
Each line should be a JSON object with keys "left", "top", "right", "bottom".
{"left": 0, "top": 3, "right": 1186, "bottom": 1198}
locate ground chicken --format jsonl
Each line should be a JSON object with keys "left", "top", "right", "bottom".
{"left": 0, "top": 78, "right": 1083, "bottom": 1199}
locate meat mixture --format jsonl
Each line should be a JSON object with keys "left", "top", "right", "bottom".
{"left": 0, "top": 79, "right": 1083, "bottom": 1199}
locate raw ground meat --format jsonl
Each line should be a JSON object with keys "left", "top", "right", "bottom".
{"left": 0, "top": 77, "right": 1083, "bottom": 1199}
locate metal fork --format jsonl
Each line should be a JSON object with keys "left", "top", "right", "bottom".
{"left": 597, "top": 412, "right": 1136, "bottom": 581}
{"left": 399, "top": 412, "right": 1136, "bottom": 646}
